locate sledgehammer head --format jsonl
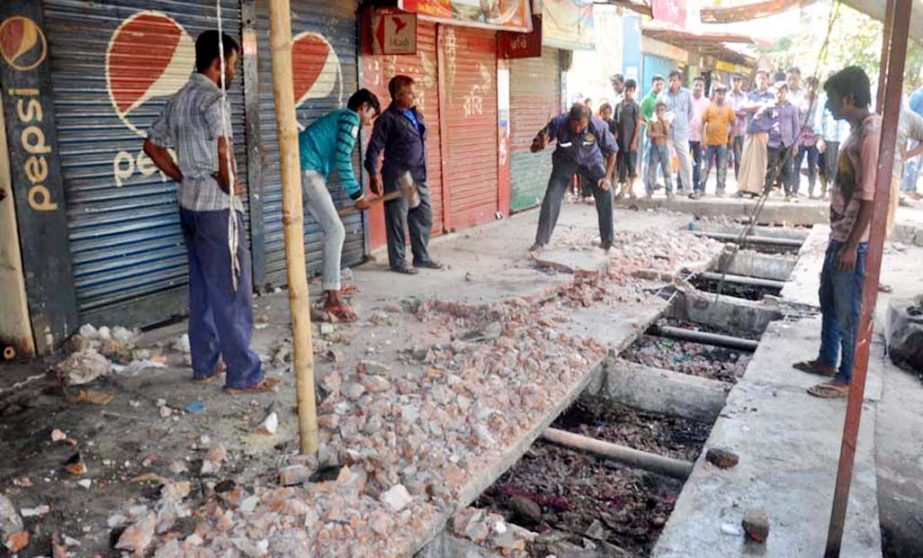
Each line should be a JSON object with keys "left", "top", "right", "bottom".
{"left": 397, "top": 171, "right": 422, "bottom": 209}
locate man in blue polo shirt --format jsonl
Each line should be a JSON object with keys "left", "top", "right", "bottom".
{"left": 529, "top": 103, "right": 618, "bottom": 252}
{"left": 299, "top": 89, "right": 379, "bottom": 322}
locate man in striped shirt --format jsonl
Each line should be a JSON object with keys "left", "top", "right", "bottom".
{"left": 144, "top": 31, "right": 273, "bottom": 394}
{"left": 298, "top": 89, "right": 380, "bottom": 322}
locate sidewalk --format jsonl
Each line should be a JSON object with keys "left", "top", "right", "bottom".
{"left": 0, "top": 202, "right": 723, "bottom": 557}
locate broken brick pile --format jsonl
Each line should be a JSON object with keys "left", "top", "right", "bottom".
{"left": 2, "top": 228, "right": 724, "bottom": 557}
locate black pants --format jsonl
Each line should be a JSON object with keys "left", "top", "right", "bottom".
{"left": 384, "top": 180, "right": 433, "bottom": 269}
{"left": 819, "top": 141, "right": 840, "bottom": 196}
{"left": 764, "top": 145, "right": 795, "bottom": 196}
{"left": 732, "top": 135, "right": 744, "bottom": 181}
{"left": 535, "top": 162, "right": 614, "bottom": 247}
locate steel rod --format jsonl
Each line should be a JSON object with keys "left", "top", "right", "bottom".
{"left": 542, "top": 428, "right": 694, "bottom": 480}
{"left": 689, "top": 230, "right": 805, "bottom": 247}
{"left": 698, "top": 271, "right": 786, "bottom": 289}
{"left": 825, "top": 0, "right": 911, "bottom": 555}
{"left": 656, "top": 325, "right": 759, "bottom": 352}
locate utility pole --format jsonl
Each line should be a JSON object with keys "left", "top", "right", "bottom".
{"left": 824, "top": 0, "right": 911, "bottom": 554}
{"left": 267, "top": 0, "right": 318, "bottom": 454}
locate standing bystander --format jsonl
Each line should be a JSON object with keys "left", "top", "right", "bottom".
{"left": 794, "top": 77, "right": 822, "bottom": 198}
{"left": 640, "top": 75, "right": 666, "bottom": 185}
{"left": 727, "top": 75, "right": 748, "bottom": 182}
{"left": 615, "top": 80, "right": 641, "bottom": 199}
{"left": 688, "top": 77, "right": 711, "bottom": 196}
{"left": 756, "top": 83, "right": 800, "bottom": 200}
{"left": 793, "top": 67, "right": 882, "bottom": 399}
{"left": 699, "top": 85, "right": 736, "bottom": 198}
{"left": 658, "top": 71, "right": 694, "bottom": 195}
{"left": 646, "top": 102, "right": 674, "bottom": 199}
{"left": 737, "top": 70, "right": 775, "bottom": 197}
{"left": 143, "top": 31, "right": 274, "bottom": 394}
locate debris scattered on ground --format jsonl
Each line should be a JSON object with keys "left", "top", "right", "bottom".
{"left": 256, "top": 411, "right": 279, "bottom": 435}
{"left": 706, "top": 448, "right": 740, "bottom": 469}
{"left": 63, "top": 452, "right": 87, "bottom": 476}
{"left": 742, "top": 508, "right": 770, "bottom": 543}
{"left": 0, "top": 494, "right": 25, "bottom": 552}
{"left": 172, "top": 334, "right": 191, "bottom": 353}
{"left": 621, "top": 333, "right": 750, "bottom": 384}
{"left": 886, "top": 295, "right": 923, "bottom": 375}
{"left": 200, "top": 445, "right": 228, "bottom": 475}
{"left": 184, "top": 401, "right": 206, "bottom": 414}
{"left": 51, "top": 429, "right": 67, "bottom": 442}
{"left": 54, "top": 349, "right": 110, "bottom": 386}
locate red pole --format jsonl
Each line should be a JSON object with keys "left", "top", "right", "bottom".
{"left": 823, "top": 0, "right": 911, "bottom": 555}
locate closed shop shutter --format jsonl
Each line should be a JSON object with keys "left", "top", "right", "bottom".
{"left": 359, "top": 21, "right": 444, "bottom": 248}
{"left": 642, "top": 54, "right": 675, "bottom": 98}
{"left": 440, "top": 26, "right": 498, "bottom": 231}
{"left": 42, "top": 0, "right": 249, "bottom": 327}
{"left": 255, "top": 0, "right": 364, "bottom": 287}
{"left": 509, "top": 47, "right": 560, "bottom": 212}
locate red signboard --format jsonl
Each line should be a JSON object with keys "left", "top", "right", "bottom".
{"left": 652, "top": 0, "right": 688, "bottom": 29}
{"left": 399, "top": 0, "right": 532, "bottom": 32}
{"left": 499, "top": 15, "right": 541, "bottom": 58}
{"left": 371, "top": 8, "right": 417, "bottom": 55}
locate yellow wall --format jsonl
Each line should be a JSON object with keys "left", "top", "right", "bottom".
{"left": 0, "top": 92, "right": 35, "bottom": 357}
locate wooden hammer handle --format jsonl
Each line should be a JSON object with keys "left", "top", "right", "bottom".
{"left": 337, "top": 190, "right": 403, "bottom": 217}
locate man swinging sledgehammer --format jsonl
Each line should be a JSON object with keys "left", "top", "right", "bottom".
{"left": 529, "top": 104, "right": 618, "bottom": 253}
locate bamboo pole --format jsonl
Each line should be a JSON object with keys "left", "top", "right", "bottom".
{"left": 267, "top": 0, "right": 317, "bottom": 454}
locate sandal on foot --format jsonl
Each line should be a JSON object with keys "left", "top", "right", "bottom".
{"left": 793, "top": 360, "right": 836, "bottom": 377}
{"left": 193, "top": 362, "right": 227, "bottom": 385}
{"left": 224, "top": 377, "right": 280, "bottom": 395}
{"left": 339, "top": 284, "right": 359, "bottom": 295}
{"left": 323, "top": 302, "right": 357, "bottom": 323}
{"left": 391, "top": 264, "right": 419, "bottom": 275}
{"left": 807, "top": 381, "right": 850, "bottom": 399}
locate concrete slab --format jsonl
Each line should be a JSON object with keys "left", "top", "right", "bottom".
{"left": 616, "top": 197, "right": 828, "bottom": 226}
{"left": 592, "top": 359, "right": 730, "bottom": 423}
{"left": 653, "top": 314, "right": 883, "bottom": 558}
{"left": 717, "top": 250, "right": 797, "bottom": 282}
{"left": 780, "top": 224, "right": 830, "bottom": 307}
{"left": 675, "top": 289, "right": 784, "bottom": 336}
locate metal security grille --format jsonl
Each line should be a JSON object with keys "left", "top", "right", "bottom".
{"left": 43, "top": 0, "right": 249, "bottom": 327}
{"left": 440, "top": 26, "right": 498, "bottom": 231}
{"left": 255, "top": 0, "right": 365, "bottom": 287}
{"left": 509, "top": 47, "right": 561, "bottom": 212}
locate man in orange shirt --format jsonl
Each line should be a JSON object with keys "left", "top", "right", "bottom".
{"left": 698, "top": 85, "right": 736, "bottom": 198}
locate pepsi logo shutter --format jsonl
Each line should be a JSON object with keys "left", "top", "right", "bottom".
{"left": 42, "top": 1, "right": 249, "bottom": 327}
{"left": 510, "top": 48, "right": 561, "bottom": 212}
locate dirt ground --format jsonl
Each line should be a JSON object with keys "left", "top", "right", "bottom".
{"left": 475, "top": 399, "right": 711, "bottom": 557}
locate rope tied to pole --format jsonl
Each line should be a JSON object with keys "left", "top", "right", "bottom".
{"left": 216, "top": 0, "right": 242, "bottom": 292}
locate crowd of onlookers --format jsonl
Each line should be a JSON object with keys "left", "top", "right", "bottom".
{"left": 588, "top": 69, "right": 923, "bottom": 206}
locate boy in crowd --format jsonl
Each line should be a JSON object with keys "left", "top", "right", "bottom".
{"left": 646, "top": 101, "right": 673, "bottom": 199}
{"left": 615, "top": 80, "right": 641, "bottom": 199}
{"left": 298, "top": 89, "right": 379, "bottom": 322}
{"left": 699, "top": 85, "right": 736, "bottom": 198}
{"left": 640, "top": 75, "right": 666, "bottom": 183}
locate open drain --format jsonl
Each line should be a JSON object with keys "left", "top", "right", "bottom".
{"left": 475, "top": 400, "right": 710, "bottom": 557}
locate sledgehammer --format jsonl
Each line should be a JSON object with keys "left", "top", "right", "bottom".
{"left": 338, "top": 171, "right": 421, "bottom": 217}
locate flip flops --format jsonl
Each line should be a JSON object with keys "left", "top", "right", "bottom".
{"left": 223, "top": 377, "right": 280, "bottom": 395}
{"left": 323, "top": 302, "right": 358, "bottom": 323}
{"left": 793, "top": 360, "right": 836, "bottom": 377}
{"left": 193, "top": 362, "right": 227, "bottom": 385}
{"left": 807, "top": 381, "right": 850, "bottom": 399}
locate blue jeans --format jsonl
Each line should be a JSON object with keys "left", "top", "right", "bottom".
{"left": 180, "top": 208, "right": 263, "bottom": 389}
{"left": 817, "top": 240, "right": 867, "bottom": 384}
{"left": 646, "top": 144, "right": 673, "bottom": 194}
{"left": 903, "top": 150, "right": 920, "bottom": 193}
{"left": 702, "top": 144, "right": 728, "bottom": 194}
{"left": 795, "top": 144, "right": 820, "bottom": 196}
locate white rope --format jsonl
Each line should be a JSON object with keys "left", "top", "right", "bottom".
{"left": 216, "top": 0, "right": 241, "bottom": 292}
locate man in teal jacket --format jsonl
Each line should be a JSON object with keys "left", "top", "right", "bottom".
{"left": 299, "top": 89, "right": 380, "bottom": 322}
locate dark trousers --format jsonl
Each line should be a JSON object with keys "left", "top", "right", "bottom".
{"left": 818, "top": 241, "right": 867, "bottom": 384}
{"left": 702, "top": 144, "right": 729, "bottom": 194}
{"left": 732, "top": 135, "right": 744, "bottom": 181}
{"left": 795, "top": 144, "right": 820, "bottom": 196}
{"left": 764, "top": 144, "right": 795, "bottom": 195}
{"left": 535, "top": 162, "right": 614, "bottom": 247}
{"left": 689, "top": 140, "right": 703, "bottom": 192}
{"left": 819, "top": 141, "right": 840, "bottom": 196}
{"left": 180, "top": 208, "right": 262, "bottom": 389}
{"left": 384, "top": 180, "right": 433, "bottom": 269}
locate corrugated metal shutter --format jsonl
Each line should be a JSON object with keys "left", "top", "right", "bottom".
{"left": 509, "top": 47, "right": 560, "bottom": 212}
{"left": 440, "top": 26, "right": 498, "bottom": 231}
{"left": 255, "top": 0, "right": 364, "bottom": 287}
{"left": 359, "top": 21, "right": 444, "bottom": 245}
{"left": 642, "top": 54, "right": 675, "bottom": 98}
{"left": 42, "top": 0, "right": 249, "bottom": 327}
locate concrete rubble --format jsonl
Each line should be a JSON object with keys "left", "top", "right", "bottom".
{"left": 885, "top": 295, "right": 923, "bottom": 374}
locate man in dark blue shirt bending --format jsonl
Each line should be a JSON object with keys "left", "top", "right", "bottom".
{"left": 529, "top": 104, "right": 618, "bottom": 252}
